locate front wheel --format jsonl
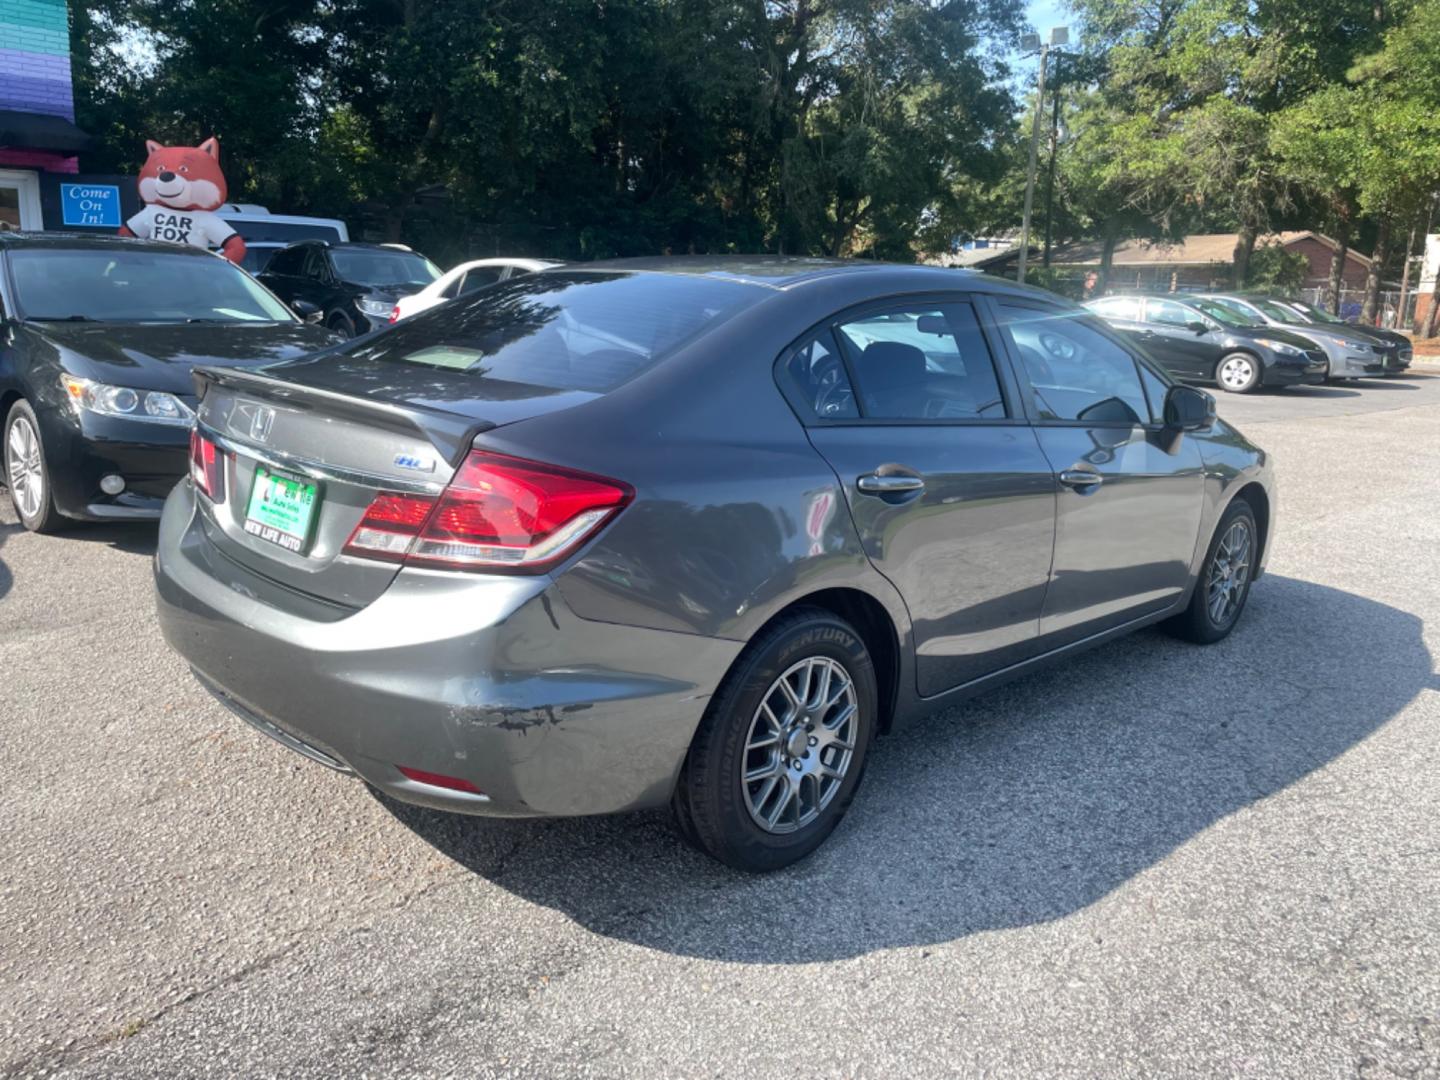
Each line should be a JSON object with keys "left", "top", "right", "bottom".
{"left": 1164, "top": 499, "right": 1257, "bottom": 644}
{"left": 326, "top": 311, "right": 358, "bottom": 338}
{"left": 4, "top": 400, "right": 63, "bottom": 533}
{"left": 673, "top": 608, "right": 876, "bottom": 872}
{"left": 1215, "top": 352, "right": 1261, "bottom": 393}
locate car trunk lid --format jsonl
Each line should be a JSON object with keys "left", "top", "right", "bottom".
{"left": 191, "top": 365, "right": 591, "bottom": 609}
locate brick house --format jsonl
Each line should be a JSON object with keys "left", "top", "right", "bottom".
{"left": 976, "top": 231, "right": 1374, "bottom": 292}
{"left": 1, "top": 0, "right": 95, "bottom": 228}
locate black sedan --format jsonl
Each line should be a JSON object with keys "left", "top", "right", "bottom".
{"left": 0, "top": 232, "right": 337, "bottom": 532}
{"left": 257, "top": 241, "right": 441, "bottom": 337}
{"left": 1084, "top": 293, "right": 1327, "bottom": 393}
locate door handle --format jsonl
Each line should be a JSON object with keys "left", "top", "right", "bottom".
{"left": 1058, "top": 469, "right": 1104, "bottom": 490}
{"left": 857, "top": 473, "right": 925, "bottom": 494}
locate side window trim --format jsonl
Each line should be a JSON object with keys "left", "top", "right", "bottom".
{"left": 988, "top": 296, "right": 1165, "bottom": 429}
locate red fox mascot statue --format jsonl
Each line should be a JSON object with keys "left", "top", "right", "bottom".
{"left": 118, "top": 137, "right": 246, "bottom": 264}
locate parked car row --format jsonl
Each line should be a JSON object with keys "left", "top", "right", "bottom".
{"left": 240, "top": 238, "right": 557, "bottom": 336}
{"left": 1083, "top": 290, "right": 1412, "bottom": 393}
{"left": 4, "top": 235, "right": 1277, "bottom": 871}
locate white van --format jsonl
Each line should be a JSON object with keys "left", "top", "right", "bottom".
{"left": 216, "top": 204, "right": 350, "bottom": 274}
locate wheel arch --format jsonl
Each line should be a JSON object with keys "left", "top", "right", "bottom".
{"left": 750, "top": 587, "right": 902, "bottom": 735}
{"left": 1229, "top": 480, "right": 1270, "bottom": 575}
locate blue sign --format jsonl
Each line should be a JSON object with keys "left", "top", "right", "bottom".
{"left": 60, "top": 184, "right": 122, "bottom": 228}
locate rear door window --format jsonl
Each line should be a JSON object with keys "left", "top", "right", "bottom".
{"left": 338, "top": 271, "right": 764, "bottom": 393}
{"left": 458, "top": 268, "right": 503, "bottom": 295}
{"left": 832, "top": 303, "right": 1007, "bottom": 420}
{"left": 780, "top": 331, "right": 859, "bottom": 420}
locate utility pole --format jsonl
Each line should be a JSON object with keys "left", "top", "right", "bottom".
{"left": 1017, "top": 27, "right": 1067, "bottom": 285}
{"left": 1042, "top": 49, "right": 1065, "bottom": 268}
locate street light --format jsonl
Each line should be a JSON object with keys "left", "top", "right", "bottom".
{"left": 1017, "top": 26, "right": 1068, "bottom": 285}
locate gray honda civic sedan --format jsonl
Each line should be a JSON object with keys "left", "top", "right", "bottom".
{"left": 154, "top": 258, "right": 1274, "bottom": 871}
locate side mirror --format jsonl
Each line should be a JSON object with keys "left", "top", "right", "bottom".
{"left": 1164, "top": 384, "right": 1215, "bottom": 432}
{"left": 291, "top": 299, "right": 323, "bottom": 325}
{"left": 1187, "top": 321, "right": 1210, "bottom": 335}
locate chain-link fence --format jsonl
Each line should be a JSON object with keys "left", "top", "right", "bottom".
{"left": 1296, "top": 286, "right": 1420, "bottom": 330}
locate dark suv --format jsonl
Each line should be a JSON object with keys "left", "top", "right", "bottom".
{"left": 1085, "top": 293, "right": 1327, "bottom": 393}
{"left": 259, "top": 241, "right": 441, "bottom": 337}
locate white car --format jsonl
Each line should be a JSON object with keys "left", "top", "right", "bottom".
{"left": 389, "top": 257, "right": 560, "bottom": 323}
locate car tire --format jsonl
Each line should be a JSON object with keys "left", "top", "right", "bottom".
{"left": 1215, "top": 352, "right": 1261, "bottom": 393}
{"left": 1164, "top": 498, "right": 1258, "bottom": 644}
{"left": 4, "top": 400, "right": 64, "bottom": 533}
{"left": 327, "top": 311, "right": 357, "bottom": 338}
{"left": 673, "top": 607, "right": 877, "bottom": 872}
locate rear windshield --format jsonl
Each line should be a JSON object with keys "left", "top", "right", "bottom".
{"left": 9, "top": 248, "right": 296, "bottom": 323}
{"left": 341, "top": 271, "right": 765, "bottom": 393}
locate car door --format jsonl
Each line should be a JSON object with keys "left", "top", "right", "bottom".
{"left": 787, "top": 297, "right": 1058, "bottom": 696}
{"left": 257, "top": 245, "right": 306, "bottom": 305}
{"left": 989, "top": 299, "right": 1206, "bottom": 645}
{"left": 1086, "top": 295, "right": 1148, "bottom": 346}
{"left": 298, "top": 246, "right": 338, "bottom": 311}
{"left": 1139, "top": 297, "right": 1220, "bottom": 381}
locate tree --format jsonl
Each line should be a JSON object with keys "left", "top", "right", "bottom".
{"left": 1244, "top": 243, "right": 1309, "bottom": 292}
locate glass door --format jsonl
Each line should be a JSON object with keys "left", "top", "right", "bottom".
{"left": 0, "top": 169, "right": 43, "bottom": 230}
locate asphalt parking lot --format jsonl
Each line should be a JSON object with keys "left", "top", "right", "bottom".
{"left": 3, "top": 373, "right": 1439, "bottom": 1079}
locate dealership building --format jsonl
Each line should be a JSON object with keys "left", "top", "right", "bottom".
{"left": 1, "top": 0, "right": 137, "bottom": 232}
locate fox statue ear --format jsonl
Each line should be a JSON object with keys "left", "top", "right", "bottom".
{"left": 198, "top": 137, "right": 220, "bottom": 159}
{"left": 145, "top": 139, "right": 162, "bottom": 155}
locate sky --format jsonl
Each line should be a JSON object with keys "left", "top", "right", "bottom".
{"left": 1025, "top": 0, "right": 1072, "bottom": 38}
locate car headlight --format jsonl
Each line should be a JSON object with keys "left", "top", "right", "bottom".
{"left": 1255, "top": 338, "right": 1303, "bottom": 356}
{"left": 60, "top": 375, "right": 195, "bottom": 426}
{"left": 357, "top": 297, "right": 393, "bottom": 317}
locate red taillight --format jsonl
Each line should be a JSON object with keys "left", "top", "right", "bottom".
{"left": 397, "top": 765, "right": 485, "bottom": 795}
{"left": 189, "top": 428, "right": 225, "bottom": 503}
{"left": 387, "top": 305, "right": 400, "bottom": 324}
{"left": 342, "top": 450, "right": 631, "bottom": 573}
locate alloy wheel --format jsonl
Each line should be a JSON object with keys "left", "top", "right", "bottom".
{"left": 1206, "top": 518, "right": 1252, "bottom": 627}
{"left": 742, "top": 656, "right": 858, "bottom": 834}
{"left": 6, "top": 415, "right": 45, "bottom": 521}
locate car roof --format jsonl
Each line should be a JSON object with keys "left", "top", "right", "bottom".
{"left": 274, "top": 239, "right": 415, "bottom": 252}
{"left": 0, "top": 230, "right": 220, "bottom": 256}
{"left": 542, "top": 255, "right": 1062, "bottom": 299}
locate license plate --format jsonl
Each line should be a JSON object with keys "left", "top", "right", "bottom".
{"left": 243, "top": 467, "right": 319, "bottom": 553}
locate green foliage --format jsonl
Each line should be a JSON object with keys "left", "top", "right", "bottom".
{"left": 1244, "top": 243, "right": 1309, "bottom": 291}
{"left": 71, "top": 0, "right": 1026, "bottom": 263}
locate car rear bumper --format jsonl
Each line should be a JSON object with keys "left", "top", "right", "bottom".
{"left": 153, "top": 480, "right": 741, "bottom": 818}
{"left": 36, "top": 404, "right": 187, "bottom": 520}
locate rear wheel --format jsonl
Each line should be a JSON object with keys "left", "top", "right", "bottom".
{"left": 1215, "top": 352, "right": 1261, "bottom": 393}
{"left": 673, "top": 608, "right": 876, "bottom": 872}
{"left": 1164, "top": 498, "right": 1257, "bottom": 644}
{"left": 4, "top": 400, "right": 63, "bottom": 533}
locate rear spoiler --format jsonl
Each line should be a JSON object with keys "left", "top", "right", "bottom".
{"left": 192, "top": 366, "right": 493, "bottom": 467}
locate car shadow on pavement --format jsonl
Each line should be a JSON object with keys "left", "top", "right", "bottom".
{"left": 382, "top": 574, "right": 1432, "bottom": 963}
{"left": 53, "top": 521, "right": 159, "bottom": 556}
{"left": 1265, "top": 385, "right": 1359, "bottom": 398}
{"left": 0, "top": 518, "right": 19, "bottom": 600}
